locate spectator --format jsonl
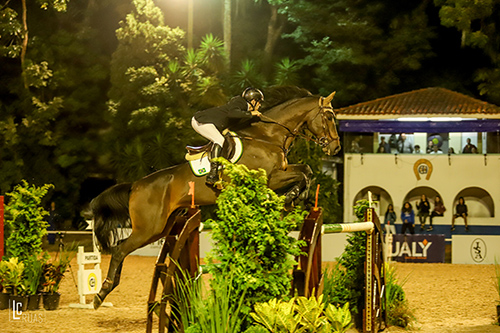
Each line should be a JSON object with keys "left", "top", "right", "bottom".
{"left": 350, "top": 139, "right": 361, "bottom": 153}
{"left": 451, "top": 197, "right": 469, "bottom": 232}
{"left": 462, "top": 138, "right": 477, "bottom": 153}
{"left": 430, "top": 145, "right": 443, "bottom": 154}
{"left": 400, "top": 202, "right": 415, "bottom": 234}
{"left": 384, "top": 204, "right": 397, "bottom": 234}
{"left": 397, "top": 133, "right": 413, "bottom": 153}
{"left": 378, "top": 136, "right": 391, "bottom": 154}
{"left": 417, "top": 194, "right": 430, "bottom": 230}
{"left": 428, "top": 195, "right": 446, "bottom": 231}
{"left": 414, "top": 145, "right": 421, "bottom": 153}
{"left": 426, "top": 140, "right": 434, "bottom": 154}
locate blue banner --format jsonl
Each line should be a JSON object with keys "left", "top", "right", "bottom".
{"left": 390, "top": 234, "right": 445, "bottom": 263}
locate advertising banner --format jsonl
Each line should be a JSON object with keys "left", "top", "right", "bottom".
{"left": 452, "top": 235, "right": 500, "bottom": 264}
{"left": 389, "top": 234, "right": 445, "bottom": 263}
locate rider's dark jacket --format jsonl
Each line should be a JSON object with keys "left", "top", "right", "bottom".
{"left": 193, "top": 96, "right": 255, "bottom": 131}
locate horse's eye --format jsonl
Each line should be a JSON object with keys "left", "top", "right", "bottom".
{"left": 326, "top": 112, "right": 334, "bottom": 121}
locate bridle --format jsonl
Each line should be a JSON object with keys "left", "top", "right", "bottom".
{"left": 313, "top": 96, "right": 341, "bottom": 150}
{"left": 259, "top": 96, "right": 340, "bottom": 151}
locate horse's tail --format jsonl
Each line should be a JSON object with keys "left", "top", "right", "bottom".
{"left": 91, "top": 183, "right": 132, "bottom": 253}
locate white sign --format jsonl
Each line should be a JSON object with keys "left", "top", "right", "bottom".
{"left": 452, "top": 235, "right": 500, "bottom": 264}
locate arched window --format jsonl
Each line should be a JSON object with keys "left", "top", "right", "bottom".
{"left": 453, "top": 187, "right": 494, "bottom": 217}
{"left": 353, "top": 186, "right": 393, "bottom": 218}
{"left": 404, "top": 186, "right": 442, "bottom": 211}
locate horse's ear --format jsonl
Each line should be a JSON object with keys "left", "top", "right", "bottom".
{"left": 323, "top": 91, "right": 336, "bottom": 105}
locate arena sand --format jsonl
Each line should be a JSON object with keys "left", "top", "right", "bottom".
{"left": 1, "top": 255, "right": 499, "bottom": 333}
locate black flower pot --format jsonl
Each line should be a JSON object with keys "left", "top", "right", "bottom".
{"left": 27, "top": 294, "right": 41, "bottom": 311}
{"left": 10, "top": 295, "right": 28, "bottom": 312}
{"left": 497, "top": 304, "right": 500, "bottom": 325}
{"left": 0, "top": 293, "right": 9, "bottom": 310}
{"left": 42, "top": 292, "right": 61, "bottom": 311}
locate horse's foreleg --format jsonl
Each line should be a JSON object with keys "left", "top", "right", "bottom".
{"left": 268, "top": 164, "right": 313, "bottom": 208}
{"left": 93, "top": 232, "right": 151, "bottom": 309}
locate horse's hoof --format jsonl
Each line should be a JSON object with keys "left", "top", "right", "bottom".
{"left": 93, "top": 295, "right": 103, "bottom": 310}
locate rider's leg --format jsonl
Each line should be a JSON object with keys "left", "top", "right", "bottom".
{"left": 191, "top": 117, "right": 225, "bottom": 184}
{"left": 206, "top": 143, "right": 222, "bottom": 184}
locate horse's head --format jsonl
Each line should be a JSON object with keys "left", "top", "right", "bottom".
{"left": 306, "top": 92, "right": 341, "bottom": 155}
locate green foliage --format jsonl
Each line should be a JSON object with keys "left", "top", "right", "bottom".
{"left": 434, "top": 0, "right": 500, "bottom": 104}
{"left": 0, "top": 257, "right": 25, "bottom": 296}
{"left": 5, "top": 180, "right": 53, "bottom": 261}
{"left": 172, "top": 268, "right": 247, "bottom": 333}
{"left": 107, "top": 0, "right": 230, "bottom": 181}
{"left": 321, "top": 200, "right": 370, "bottom": 325}
{"left": 274, "top": 58, "right": 301, "bottom": 86}
{"left": 384, "top": 263, "right": 416, "bottom": 328}
{"left": 206, "top": 160, "right": 307, "bottom": 327}
{"left": 281, "top": 0, "right": 435, "bottom": 103}
{"left": 250, "top": 295, "right": 352, "bottom": 333}
{"left": 23, "top": 253, "right": 48, "bottom": 296}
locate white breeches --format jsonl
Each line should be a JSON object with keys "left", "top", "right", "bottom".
{"left": 191, "top": 117, "right": 225, "bottom": 147}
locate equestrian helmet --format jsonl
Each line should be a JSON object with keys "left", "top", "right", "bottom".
{"left": 242, "top": 87, "right": 264, "bottom": 103}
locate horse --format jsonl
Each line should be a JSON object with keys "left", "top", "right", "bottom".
{"left": 91, "top": 86, "right": 341, "bottom": 309}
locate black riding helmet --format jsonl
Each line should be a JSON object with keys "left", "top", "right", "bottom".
{"left": 242, "top": 87, "right": 264, "bottom": 103}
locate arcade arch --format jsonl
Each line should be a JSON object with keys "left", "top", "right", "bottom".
{"left": 353, "top": 186, "right": 393, "bottom": 218}
{"left": 403, "top": 186, "right": 442, "bottom": 209}
{"left": 453, "top": 187, "right": 494, "bottom": 217}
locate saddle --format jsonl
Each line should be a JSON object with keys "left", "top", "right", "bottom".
{"left": 185, "top": 130, "right": 238, "bottom": 162}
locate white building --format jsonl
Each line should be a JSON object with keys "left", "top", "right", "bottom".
{"left": 334, "top": 87, "right": 500, "bottom": 237}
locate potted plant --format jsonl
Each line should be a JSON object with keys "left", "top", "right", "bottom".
{"left": 0, "top": 257, "right": 28, "bottom": 311}
{"left": 41, "top": 246, "right": 76, "bottom": 310}
{"left": 495, "top": 257, "right": 500, "bottom": 325}
{"left": 23, "top": 254, "right": 47, "bottom": 310}
{"left": 0, "top": 259, "right": 9, "bottom": 310}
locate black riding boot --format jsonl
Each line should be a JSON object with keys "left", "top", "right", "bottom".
{"left": 206, "top": 143, "right": 222, "bottom": 185}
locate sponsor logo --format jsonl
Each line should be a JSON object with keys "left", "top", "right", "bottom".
{"left": 391, "top": 238, "right": 433, "bottom": 259}
{"left": 470, "top": 238, "right": 486, "bottom": 263}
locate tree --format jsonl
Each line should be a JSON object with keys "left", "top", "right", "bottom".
{"left": 106, "top": 0, "right": 228, "bottom": 181}
{"left": 434, "top": 0, "right": 500, "bottom": 103}
{"left": 281, "top": 0, "right": 435, "bottom": 104}
{"left": 0, "top": 1, "right": 113, "bottom": 222}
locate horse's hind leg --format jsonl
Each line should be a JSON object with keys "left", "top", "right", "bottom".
{"left": 94, "top": 232, "right": 150, "bottom": 309}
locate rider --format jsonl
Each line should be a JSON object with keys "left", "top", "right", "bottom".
{"left": 191, "top": 87, "right": 264, "bottom": 185}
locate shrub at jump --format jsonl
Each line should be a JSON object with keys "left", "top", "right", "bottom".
{"left": 250, "top": 295, "right": 352, "bottom": 333}
{"left": 4, "top": 180, "right": 54, "bottom": 261}
{"left": 206, "top": 159, "right": 307, "bottom": 326}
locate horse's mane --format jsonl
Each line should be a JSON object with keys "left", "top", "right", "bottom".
{"left": 261, "top": 86, "right": 313, "bottom": 112}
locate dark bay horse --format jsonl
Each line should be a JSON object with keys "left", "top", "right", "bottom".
{"left": 91, "top": 87, "right": 341, "bottom": 309}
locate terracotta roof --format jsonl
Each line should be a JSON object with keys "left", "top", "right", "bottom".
{"left": 335, "top": 87, "right": 500, "bottom": 119}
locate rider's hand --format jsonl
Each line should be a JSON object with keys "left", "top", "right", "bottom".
{"left": 251, "top": 111, "right": 262, "bottom": 117}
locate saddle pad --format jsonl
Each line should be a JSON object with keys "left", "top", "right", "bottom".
{"left": 188, "top": 132, "right": 243, "bottom": 176}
